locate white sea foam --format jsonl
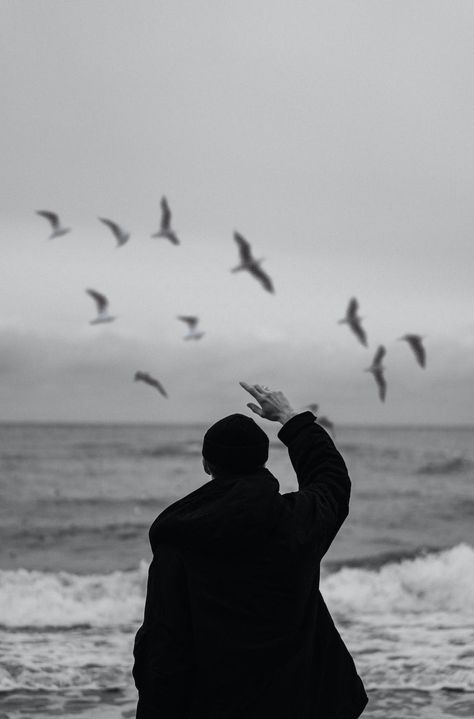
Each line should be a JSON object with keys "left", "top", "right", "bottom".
{"left": 0, "top": 545, "right": 473, "bottom": 692}
{"left": 321, "top": 543, "right": 474, "bottom": 617}
{"left": 0, "top": 545, "right": 473, "bottom": 629}
{"left": 0, "top": 561, "right": 149, "bottom": 628}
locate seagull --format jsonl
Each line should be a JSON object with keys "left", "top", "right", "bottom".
{"left": 36, "top": 210, "right": 71, "bottom": 239}
{"left": 338, "top": 297, "right": 368, "bottom": 347}
{"left": 85, "top": 289, "right": 116, "bottom": 325}
{"left": 177, "top": 316, "right": 205, "bottom": 340}
{"left": 98, "top": 218, "right": 130, "bottom": 247}
{"left": 231, "top": 232, "right": 275, "bottom": 294}
{"left": 306, "top": 404, "right": 336, "bottom": 435}
{"left": 151, "top": 197, "right": 180, "bottom": 245}
{"left": 134, "top": 371, "right": 168, "bottom": 398}
{"left": 364, "top": 345, "right": 387, "bottom": 402}
{"left": 398, "top": 334, "right": 426, "bottom": 368}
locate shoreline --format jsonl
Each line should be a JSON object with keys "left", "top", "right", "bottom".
{"left": 1, "top": 687, "right": 473, "bottom": 719}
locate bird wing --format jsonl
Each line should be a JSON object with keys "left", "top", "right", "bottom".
{"left": 373, "top": 368, "right": 387, "bottom": 402}
{"left": 233, "top": 232, "right": 253, "bottom": 263}
{"left": 165, "top": 230, "right": 180, "bottom": 245}
{"left": 249, "top": 264, "right": 275, "bottom": 293}
{"left": 151, "top": 378, "right": 168, "bottom": 398}
{"left": 373, "top": 345, "right": 386, "bottom": 367}
{"left": 349, "top": 319, "right": 367, "bottom": 346}
{"left": 347, "top": 297, "right": 359, "bottom": 320}
{"left": 160, "top": 197, "right": 171, "bottom": 231}
{"left": 135, "top": 372, "right": 168, "bottom": 397}
{"left": 99, "top": 218, "right": 124, "bottom": 240}
{"left": 178, "top": 315, "right": 198, "bottom": 329}
{"left": 86, "top": 289, "right": 108, "bottom": 313}
{"left": 36, "top": 210, "right": 60, "bottom": 229}
{"left": 408, "top": 336, "right": 426, "bottom": 368}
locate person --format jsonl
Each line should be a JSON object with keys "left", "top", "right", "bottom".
{"left": 132, "top": 382, "right": 368, "bottom": 718}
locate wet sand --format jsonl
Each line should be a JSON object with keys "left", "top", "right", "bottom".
{"left": 1, "top": 688, "right": 473, "bottom": 719}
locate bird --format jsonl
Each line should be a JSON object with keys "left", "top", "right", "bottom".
{"left": 338, "top": 297, "right": 368, "bottom": 347}
{"left": 231, "top": 232, "right": 275, "bottom": 294}
{"left": 151, "top": 197, "right": 179, "bottom": 245}
{"left": 85, "top": 289, "right": 116, "bottom": 325}
{"left": 306, "top": 404, "right": 336, "bottom": 436}
{"left": 177, "top": 316, "right": 205, "bottom": 340}
{"left": 398, "top": 334, "right": 426, "bottom": 368}
{"left": 98, "top": 218, "right": 130, "bottom": 247}
{"left": 36, "top": 210, "right": 71, "bottom": 239}
{"left": 134, "top": 371, "right": 168, "bottom": 398}
{"left": 364, "top": 345, "right": 387, "bottom": 402}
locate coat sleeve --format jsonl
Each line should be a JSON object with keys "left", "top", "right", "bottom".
{"left": 278, "top": 411, "right": 351, "bottom": 558}
{"left": 132, "top": 544, "right": 195, "bottom": 719}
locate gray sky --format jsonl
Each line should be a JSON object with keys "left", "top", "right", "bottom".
{"left": 1, "top": 0, "right": 473, "bottom": 424}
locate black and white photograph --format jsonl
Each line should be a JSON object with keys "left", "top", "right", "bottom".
{"left": 1, "top": 2, "right": 473, "bottom": 718}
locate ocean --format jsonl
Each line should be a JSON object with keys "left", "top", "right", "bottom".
{"left": 0, "top": 422, "right": 473, "bottom": 718}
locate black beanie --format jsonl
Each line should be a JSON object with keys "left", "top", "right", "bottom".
{"left": 202, "top": 413, "right": 269, "bottom": 471}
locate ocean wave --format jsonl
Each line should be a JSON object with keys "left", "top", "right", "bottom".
{"left": 0, "top": 563, "right": 148, "bottom": 629}
{"left": 0, "top": 545, "right": 473, "bottom": 630}
{"left": 140, "top": 442, "right": 202, "bottom": 458}
{"left": 322, "top": 543, "right": 474, "bottom": 616}
{"left": 415, "top": 456, "right": 473, "bottom": 475}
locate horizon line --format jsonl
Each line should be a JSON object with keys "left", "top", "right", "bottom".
{"left": 0, "top": 419, "right": 473, "bottom": 430}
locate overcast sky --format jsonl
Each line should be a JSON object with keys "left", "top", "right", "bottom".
{"left": 1, "top": 1, "right": 473, "bottom": 424}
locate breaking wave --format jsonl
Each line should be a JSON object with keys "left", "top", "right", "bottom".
{"left": 0, "top": 545, "right": 473, "bottom": 630}
{"left": 0, "top": 546, "right": 473, "bottom": 693}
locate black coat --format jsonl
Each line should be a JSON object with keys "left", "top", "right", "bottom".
{"left": 133, "top": 412, "right": 368, "bottom": 718}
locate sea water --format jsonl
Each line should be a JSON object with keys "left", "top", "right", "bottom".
{"left": 0, "top": 422, "right": 473, "bottom": 713}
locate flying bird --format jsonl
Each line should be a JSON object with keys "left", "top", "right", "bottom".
{"left": 306, "top": 404, "right": 336, "bottom": 436}
{"left": 338, "top": 297, "right": 368, "bottom": 347}
{"left": 85, "top": 289, "right": 116, "bottom": 325}
{"left": 36, "top": 210, "right": 71, "bottom": 239}
{"left": 98, "top": 218, "right": 130, "bottom": 247}
{"left": 398, "top": 334, "right": 426, "bottom": 368}
{"left": 134, "top": 371, "right": 168, "bottom": 398}
{"left": 231, "top": 232, "right": 274, "bottom": 294}
{"left": 177, "top": 316, "right": 205, "bottom": 340}
{"left": 151, "top": 197, "right": 179, "bottom": 245}
{"left": 364, "top": 345, "right": 387, "bottom": 402}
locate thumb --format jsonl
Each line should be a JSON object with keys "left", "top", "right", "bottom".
{"left": 247, "top": 402, "right": 263, "bottom": 417}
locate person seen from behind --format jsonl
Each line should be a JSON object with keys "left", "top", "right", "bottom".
{"left": 133, "top": 382, "right": 368, "bottom": 718}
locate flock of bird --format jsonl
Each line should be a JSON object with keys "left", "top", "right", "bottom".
{"left": 36, "top": 200, "right": 427, "bottom": 424}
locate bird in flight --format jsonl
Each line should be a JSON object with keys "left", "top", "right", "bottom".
{"left": 364, "top": 345, "right": 387, "bottom": 402}
{"left": 306, "top": 404, "right": 336, "bottom": 436}
{"left": 134, "top": 371, "right": 168, "bottom": 398}
{"left": 398, "top": 334, "right": 426, "bottom": 368}
{"left": 177, "top": 316, "right": 205, "bottom": 340}
{"left": 36, "top": 210, "right": 71, "bottom": 239}
{"left": 151, "top": 197, "right": 180, "bottom": 245}
{"left": 98, "top": 218, "right": 130, "bottom": 247}
{"left": 85, "top": 289, "right": 116, "bottom": 325}
{"left": 338, "top": 297, "right": 368, "bottom": 347}
{"left": 231, "top": 232, "right": 274, "bottom": 294}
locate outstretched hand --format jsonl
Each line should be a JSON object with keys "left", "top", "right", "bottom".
{"left": 239, "top": 382, "right": 297, "bottom": 425}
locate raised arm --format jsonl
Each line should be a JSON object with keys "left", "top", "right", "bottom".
{"left": 240, "top": 382, "right": 351, "bottom": 558}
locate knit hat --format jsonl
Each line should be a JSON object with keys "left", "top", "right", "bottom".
{"left": 202, "top": 413, "right": 269, "bottom": 471}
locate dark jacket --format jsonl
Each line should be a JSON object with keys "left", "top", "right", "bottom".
{"left": 133, "top": 411, "right": 368, "bottom": 718}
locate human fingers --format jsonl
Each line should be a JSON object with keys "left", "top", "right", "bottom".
{"left": 239, "top": 381, "right": 265, "bottom": 400}
{"left": 247, "top": 402, "right": 263, "bottom": 417}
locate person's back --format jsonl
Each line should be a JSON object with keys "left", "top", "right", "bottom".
{"left": 133, "top": 383, "right": 368, "bottom": 718}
